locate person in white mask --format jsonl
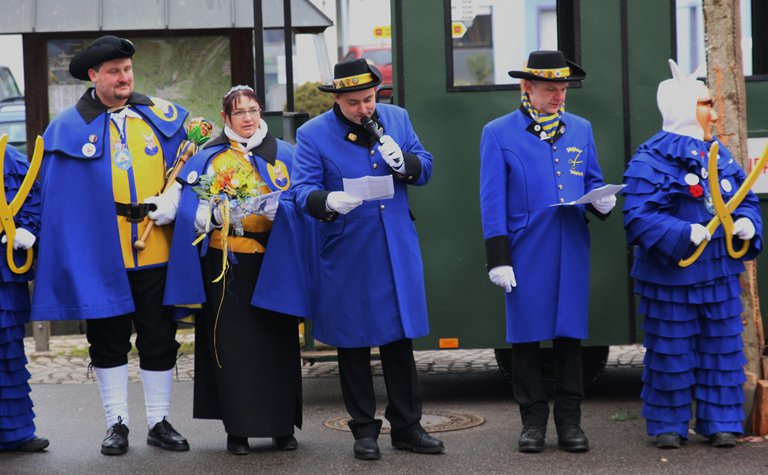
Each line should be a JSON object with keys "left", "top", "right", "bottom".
{"left": 623, "top": 60, "right": 762, "bottom": 449}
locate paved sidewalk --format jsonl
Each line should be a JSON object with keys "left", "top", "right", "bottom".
{"left": 23, "top": 330, "right": 645, "bottom": 384}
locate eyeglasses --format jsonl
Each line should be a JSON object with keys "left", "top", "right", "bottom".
{"left": 231, "top": 109, "right": 261, "bottom": 118}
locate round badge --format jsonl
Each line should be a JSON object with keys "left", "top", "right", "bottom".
{"left": 82, "top": 143, "right": 96, "bottom": 157}
{"left": 721, "top": 179, "right": 732, "bottom": 192}
{"left": 684, "top": 173, "right": 699, "bottom": 186}
{"left": 534, "top": 124, "right": 541, "bottom": 131}
{"left": 88, "top": 134, "right": 98, "bottom": 143}
{"left": 701, "top": 168, "right": 708, "bottom": 179}
{"left": 186, "top": 171, "right": 199, "bottom": 184}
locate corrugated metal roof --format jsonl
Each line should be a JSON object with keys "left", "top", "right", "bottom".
{"left": 0, "top": 0, "right": 332, "bottom": 34}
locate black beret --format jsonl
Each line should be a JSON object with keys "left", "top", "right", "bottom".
{"left": 69, "top": 36, "right": 135, "bottom": 81}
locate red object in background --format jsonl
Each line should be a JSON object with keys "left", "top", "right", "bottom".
{"left": 343, "top": 45, "right": 392, "bottom": 98}
{"left": 689, "top": 184, "right": 704, "bottom": 198}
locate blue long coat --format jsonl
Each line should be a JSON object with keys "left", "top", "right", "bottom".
{"left": 291, "top": 103, "right": 432, "bottom": 348}
{"left": 479, "top": 109, "right": 606, "bottom": 344}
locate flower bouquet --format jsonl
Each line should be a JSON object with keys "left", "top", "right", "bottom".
{"left": 192, "top": 155, "right": 266, "bottom": 236}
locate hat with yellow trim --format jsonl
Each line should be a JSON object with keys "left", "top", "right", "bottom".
{"left": 508, "top": 50, "right": 586, "bottom": 82}
{"left": 69, "top": 35, "right": 135, "bottom": 81}
{"left": 318, "top": 58, "right": 382, "bottom": 93}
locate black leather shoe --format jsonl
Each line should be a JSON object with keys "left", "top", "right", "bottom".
{"left": 655, "top": 432, "right": 682, "bottom": 449}
{"left": 101, "top": 417, "right": 129, "bottom": 455}
{"left": 709, "top": 432, "right": 737, "bottom": 448}
{"left": 147, "top": 417, "right": 190, "bottom": 451}
{"left": 273, "top": 434, "right": 298, "bottom": 451}
{"left": 518, "top": 425, "right": 546, "bottom": 453}
{"left": 557, "top": 425, "right": 589, "bottom": 452}
{"left": 227, "top": 435, "right": 250, "bottom": 455}
{"left": 391, "top": 426, "right": 444, "bottom": 454}
{"left": 353, "top": 437, "right": 381, "bottom": 460}
{"left": 14, "top": 437, "right": 50, "bottom": 452}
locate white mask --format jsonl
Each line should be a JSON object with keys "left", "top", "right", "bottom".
{"left": 656, "top": 59, "right": 710, "bottom": 140}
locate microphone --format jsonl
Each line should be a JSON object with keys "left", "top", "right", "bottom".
{"left": 361, "top": 116, "right": 383, "bottom": 143}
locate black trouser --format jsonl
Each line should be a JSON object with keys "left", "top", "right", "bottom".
{"left": 511, "top": 337, "right": 583, "bottom": 428}
{"left": 337, "top": 338, "right": 422, "bottom": 439}
{"left": 86, "top": 267, "right": 180, "bottom": 371}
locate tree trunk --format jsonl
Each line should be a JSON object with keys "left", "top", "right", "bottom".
{"left": 702, "top": 0, "right": 765, "bottom": 434}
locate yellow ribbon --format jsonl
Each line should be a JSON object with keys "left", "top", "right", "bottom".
{"left": 0, "top": 134, "right": 43, "bottom": 274}
{"left": 678, "top": 141, "right": 768, "bottom": 267}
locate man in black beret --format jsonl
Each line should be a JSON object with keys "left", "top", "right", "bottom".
{"left": 292, "top": 58, "right": 444, "bottom": 460}
{"left": 31, "top": 35, "right": 190, "bottom": 456}
{"left": 480, "top": 50, "right": 617, "bottom": 454}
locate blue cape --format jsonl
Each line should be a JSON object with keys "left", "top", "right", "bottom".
{"left": 31, "top": 95, "right": 188, "bottom": 321}
{"left": 164, "top": 134, "right": 317, "bottom": 319}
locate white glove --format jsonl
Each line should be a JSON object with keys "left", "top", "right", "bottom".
{"left": 194, "top": 201, "right": 221, "bottom": 233}
{"left": 377, "top": 135, "right": 406, "bottom": 174}
{"left": 326, "top": 191, "right": 363, "bottom": 215}
{"left": 733, "top": 217, "right": 756, "bottom": 240}
{"left": 213, "top": 202, "right": 245, "bottom": 226}
{"left": 592, "top": 194, "right": 617, "bottom": 214}
{"left": 488, "top": 265, "right": 517, "bottom": 292}
{"left": 690, "top": 223, "right": 712, "bottom": 245}
{"left": 257, "top": 199, "right": 279, "bottom": 221}
{"left": 144, "top": 182, "right": 182, "bottom": 226}
{"left": 1, "top": 228, "right": 36, "bottom": 250}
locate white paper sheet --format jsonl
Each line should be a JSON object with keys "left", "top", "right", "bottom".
{"left": 343, "top": 175, "right": 395, "bottom": 200}
{"left": 241, "top": 189, "right": 283, "bottom": 214}
{"left": 551, "top": 183, "right": 626, "bottom": 206}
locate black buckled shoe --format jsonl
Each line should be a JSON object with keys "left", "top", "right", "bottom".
{"left": 518, "top": 425, "right": 546, "bottom": 453}
{"left": 353, "top": 437, "right": 381, "bottom": 460}
{"left": 147, "top": 417, "right": 190, "bottom": 451}
{"left": 101, "top": 417, "right": 129, "bottom": 455}
{"left": 391, "top": 426, "right": 445, "bottom": 454}
{"left": 14, "top": 437, "right": 50, "bottom": 452}
{"left": 273, "top": 434, "right": 298, "bottom": 451}
{"left": 227, "top": 435, "right": 250, "bottom": 455}
{"left": 709, "top": 432, "right": 737, "bottom": 448}
{"left": 655, "top": 432, "right": 682, "bottom": 449}
{"left": 557, "top": 425, "right": 589, "bottom": 452}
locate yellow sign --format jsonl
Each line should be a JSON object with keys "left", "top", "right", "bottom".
{"left": 451, "top": 22, "right": 467, "bottom": 39}
{"left": 373, "top": 26, "right": 391, "bottom": 38}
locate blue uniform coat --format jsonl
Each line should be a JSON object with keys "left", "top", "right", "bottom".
{"left": 291, "top": 103, "right": 432, "bottom": 348}
{"left": 164, "top": 133, "right": 316, "bottom": 319}
{"left": 31, "top": 91, "right": 187, "bottom": 321}
{"left": 479, "top": 109, "right": 606, "bottom": 344}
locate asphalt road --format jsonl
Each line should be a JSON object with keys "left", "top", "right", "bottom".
{"left": 3, "top": 367, "right": 768, "bottom": 474}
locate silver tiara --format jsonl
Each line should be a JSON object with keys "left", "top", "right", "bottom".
{"left": 224, "top": 85, "right": 254, "bottom": 98}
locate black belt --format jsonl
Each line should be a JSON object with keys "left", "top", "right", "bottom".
{"left": 115, "top": 202, "right": 157, "bottom": 222}
{"left": 227, "top": 227, "right": 271, "bottom": 248}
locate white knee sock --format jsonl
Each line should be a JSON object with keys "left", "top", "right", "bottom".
{"left": 140, "top": 368, "right": 173, "bottom": 429}
{"left": 94, "top": 365, "right": 129, "bottom": 429}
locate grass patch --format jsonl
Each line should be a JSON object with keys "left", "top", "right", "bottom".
{"left": 610, "top": 409, "right": 640, "bottom": 422}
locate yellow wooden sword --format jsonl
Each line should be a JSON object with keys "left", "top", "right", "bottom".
{"left": 0, "top": 134, "right": 44, "bottom": 274}
{"left": 679, "top": 141, "right": 768, "bottom": 267}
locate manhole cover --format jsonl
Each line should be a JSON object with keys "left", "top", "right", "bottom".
{"left": 324, "top": 410, "right": 484, "bottom": 433}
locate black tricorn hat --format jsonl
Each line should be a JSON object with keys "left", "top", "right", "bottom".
{"left": 69, "top": 35, "right": 135, "bottom": 81}
{"left": 508, "top": 50, "right": 586, "bottom": 82}
{"left": 318, "top": 58, "right": 382, "bottom": 93}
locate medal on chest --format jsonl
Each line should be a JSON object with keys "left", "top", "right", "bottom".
{"left": 113, "top": 142, "right": 133, "bottom": 170}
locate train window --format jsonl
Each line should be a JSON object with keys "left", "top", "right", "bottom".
{"left": 675, "top": 0, "right": 766, "bottom": 77}
{"left": 445, "top": 0, "right": 578, "bottom": 91}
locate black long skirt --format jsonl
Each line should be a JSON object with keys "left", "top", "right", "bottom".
{"left": 193, "top": 248, "right": 302, "bottom": 437}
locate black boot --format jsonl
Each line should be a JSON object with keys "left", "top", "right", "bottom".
{"left": 273, "top": 434, "right": 298, "bottom": 451}
{"left": 556, "top": 425, "right": 589, "bottom": 452}
{"left": 147, "top": 417, "right": 190, "bottom": 451}
{"left": 655, "top": 432, "right": 682, "bottom": 449}
{"left": 709, "top": 432, "right": 737, "bottom": 448}
{"left": 13, "top": 437, "right": 50, "bottom": 452}
{"left": 518, "top": 425, "right": 546, "bottom": 453}
{"left": 391, "top": 426, "right": 444, "bottom": 454}
{"left": 227, "top": 435, "right": 250, "bottom": 455}
{"left": 353, "top": 437, "right": 381, "bottom": 460}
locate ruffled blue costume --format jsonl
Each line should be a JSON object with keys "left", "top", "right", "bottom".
{"left": 623, "top": 131, "right": 762, "bottom": 438}
{"left": 0, "top": 146, "right": 41, "bottom": 450}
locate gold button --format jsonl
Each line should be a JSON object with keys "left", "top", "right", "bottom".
{"left": 556, "top": 171, "right": 561, "bottom": 176}
{"left": 558, "top": 184, "right": 564, "bottom": 190}
{"left": 373, "top": 163, "right": 378, "bottom": 169}
{"left": 380, "top": 204, "right": 385, "bottom": 209}
{"left": 554, "top": 158, "right": 559, "bottom": 163}
{"left": 560, "top": 198, "right": 565, "bottom": 203}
